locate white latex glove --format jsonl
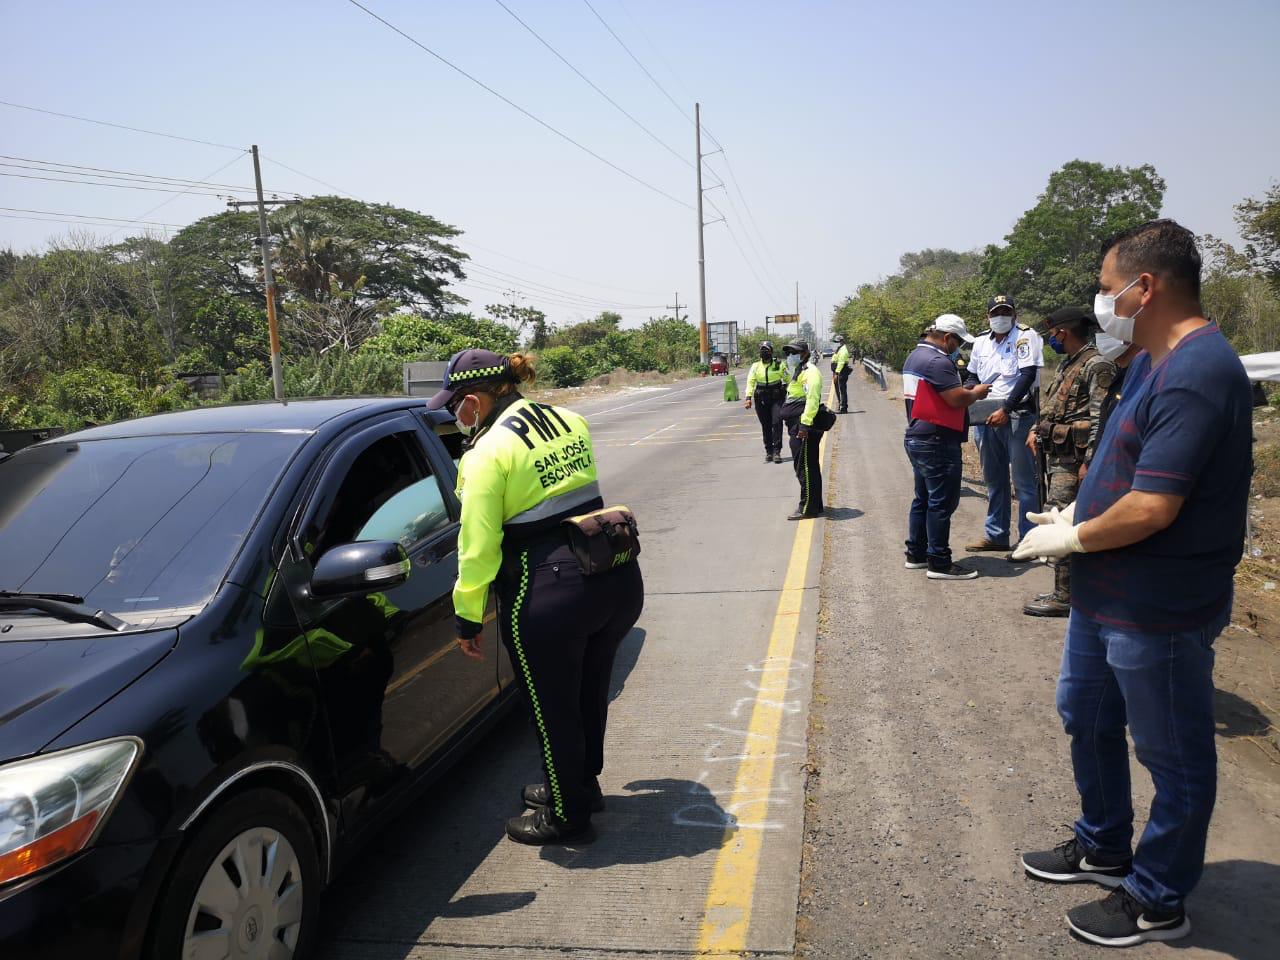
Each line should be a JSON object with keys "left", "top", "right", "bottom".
{"left": 1026, "top": 500, "right": 1076, "bottom": 527}
{"left": 1011, "top": 522, "right": 1086, "bottom": 561}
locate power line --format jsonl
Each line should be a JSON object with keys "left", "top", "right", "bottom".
{"left": 704, "top": 147, "right": 789, "bottom": 293}
{"left": 705, "top": 196, "right": 777, "bottom": 305}
{"left": 491, "top": 0, "right": 691, "bottom": 171}
{"left": 466, "top": 261, "right": 665, "bottom": 309}
{"left": 0, "top": 100, "right": 243, "bottom": 152}
{"left": 703, "top": 155, "right": 788, "bottom": 300}
{"left": 106, "top": 153, "right": 250, "bottom": 240}
{"left": 344, "top": 0, "right": 692, "bottom": 210}
{"left": 581, "top": 0, "right": 693, "bottom": 125}
{"left": 0, "top": 170, "right": 243, "bottom": 196}
{"left": 0, "top": 206, "right": 187, "bottom": 227}
{"left": 0, "top": 155, "right": 283, "bottom": 194}
{"left": 461, "top": 239, "right": 667, "bottom": 297}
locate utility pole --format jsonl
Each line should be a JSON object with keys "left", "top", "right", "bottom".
{"left": 250, "top": 145, "right": 285, "bottom": 403}
{"left": 695, "top": 103, "right": 709, "bottom": 364}
{"left": 667, "top": 293, "right": 687, "bottom": 323}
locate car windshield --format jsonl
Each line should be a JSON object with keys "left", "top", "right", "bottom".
{"left": 0, "top": 432, "right": 304, "bottom": 617}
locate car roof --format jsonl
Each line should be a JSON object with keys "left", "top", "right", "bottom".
{"left": 57, "top": 397, "right": 437, "bottom": 442}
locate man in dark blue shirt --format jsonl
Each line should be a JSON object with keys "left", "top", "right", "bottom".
{"left": 1015, "top": 220, "right": 1252, "bottom": 947}
{"left": 902, "top": 314, "right": 990, "bottom": 580}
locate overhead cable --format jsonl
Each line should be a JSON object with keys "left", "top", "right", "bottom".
{"left": 343, "top": 0, "right": 691, "bottom": 210}
{"left": 492, "top": 0, "right": 691, "bottom": 170}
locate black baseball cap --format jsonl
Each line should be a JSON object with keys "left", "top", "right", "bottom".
{"left": 782, "top": 338, "right": 809, "bottom": 355}
{"left": 987, "top": 294, "right": 1017, "bottom": 313}
{"left": 425, "top": 348, "right": 516, "bottom": 410}
{"left": 1038, "top": 306, "right": 1097, "bottom": 334}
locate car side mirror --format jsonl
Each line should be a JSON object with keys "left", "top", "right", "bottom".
{"left": 310, "top": 541, "right": 410, "bottom": 600}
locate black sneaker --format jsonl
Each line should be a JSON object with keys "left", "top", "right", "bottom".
{"left": 522, "top": 779, "right": 605, "bottom": 813}
{"left": 1066, "top": 887, "right": 1190, "bottom": 947}
{"left": 926, "top": 562, "right": 979, "bottom": 580}
{"left": 1023, "top": 837, "right": 1132, "bottom": 887}
{"left": 772, "top": 453, "right": 783, "bottom": 464}
{"left": 904, "top": 555, "right": 928, "bottom": 570}
{"left": 505, "top": 806, "right": 595, "bottom": 846}
{"left": 763, "top": 453, "right": 774, "bottom": 463}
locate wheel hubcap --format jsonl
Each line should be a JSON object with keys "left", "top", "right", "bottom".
{"left": 184, "top": 826, "right": 304, "bottom": 960}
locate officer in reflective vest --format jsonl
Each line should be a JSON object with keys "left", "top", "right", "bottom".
{"left": 744, "top": 340, "right": 787, "bottom": 463}
{"left": 780, "top": 338, "right": 825, "bottom": 520}
{"left": 428, "top": 348, "right": 644, "bottom": 845}
{"left": 831, "top": 334, "right": 852, "bottom": 413}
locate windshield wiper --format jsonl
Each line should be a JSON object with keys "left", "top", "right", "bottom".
{"left": 0, "top": 593, "right": 128, "bottom": 631}
{"left": 0, "top": 590, "right": 85, "bottom": 604}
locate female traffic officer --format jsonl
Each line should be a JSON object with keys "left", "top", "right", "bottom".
{"left": 427, "top": 348, "right": 644, "bottom": 845}
{"left": 780, "top": 338, "right": 825, "bottom": 520}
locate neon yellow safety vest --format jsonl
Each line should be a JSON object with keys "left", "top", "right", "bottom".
{"left": 833, "top": 345, "right": 850, "bottom": 372}
{"left": 785, "top": 362, "right": 823, "bottom": 427}
{"left": 453, "top": 396, "right": 600, "bottom": 626}
{"left": 747, "top": 359, "right": 787, "bottom": 392}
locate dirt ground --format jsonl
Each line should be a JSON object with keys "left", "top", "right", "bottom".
{"left": 795, "top": 369, "right": 1280, "bottom": 959}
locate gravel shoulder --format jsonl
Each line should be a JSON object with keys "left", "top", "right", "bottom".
{"left": 796, "top": 371, "right": 1280, "bottom": 959}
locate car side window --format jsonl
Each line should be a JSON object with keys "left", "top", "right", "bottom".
{"left": 306, "top": 432, "right": 448, "bottom": 558}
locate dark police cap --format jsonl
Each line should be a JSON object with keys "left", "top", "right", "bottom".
{"left": 425, "top": 348, "right": 515, "bottom": 410}
{"left": 1038, "top": 306, "right": 1097, "bottom": 334}
{"left": 782, "top": 338, "right": 809, "bottom": 355}
{"left": 987, "top": 294, "right": 1017, "bottom": 313}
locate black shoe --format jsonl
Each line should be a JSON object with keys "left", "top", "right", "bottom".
{"left": 764, "top": 452, "right": 774, "bottom": 463}
{"left": 505, "top": 806, "right": 595, "bottom": 846}
{"left": 522, "top": 780, "right": 605, "bottom": 813}
{"left": 787, "top": 510, "right": 824, "bottom": 521}
{"left": 1023, "top": 837, "right": 1132, "bottom": 887}
{"left": 1024, "top": 595, "right": 1071, "bottom": 617}
{"left": 1066, "top": 887, "right": 1190, "bottom": 947}
{"left": 772, "top": 453, "right": 783, "bottom": 463}
{"left": 926, "top": 562, "right": 979, "bottom": 580}
{"left": 904, "top": 554, "right": 928, "bottom": 570}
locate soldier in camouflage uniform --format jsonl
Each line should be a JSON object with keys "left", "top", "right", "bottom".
{"left": 1023, "top": 306, "right": 1116, "bottom": 617}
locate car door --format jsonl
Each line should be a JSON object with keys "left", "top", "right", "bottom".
{"left": 281, "top": 414, "right": 498, "bottom": 827}
{"left": 417, "top": 409, "right": 515, "bottom": 693}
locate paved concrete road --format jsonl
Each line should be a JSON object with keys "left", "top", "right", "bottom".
{"left": 799, "top": 371, "right": 1280, "bottom": 958}
{"left": 319, "top": 374, "right": 828, "bottom": 959}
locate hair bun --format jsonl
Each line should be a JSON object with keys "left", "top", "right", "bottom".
{"left": 508, "top": 353, "right": 537, "bottom": 385}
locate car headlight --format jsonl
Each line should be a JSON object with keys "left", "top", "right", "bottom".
{"left": 0, "top": 738, "right": 141, "bottom": 885}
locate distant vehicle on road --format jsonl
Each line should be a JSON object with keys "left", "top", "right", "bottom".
{"left": 709, "top": 353, "right": 729, "bottom": 375}
{"left": 0, "top": 399, "right": 517, "bottom": 958}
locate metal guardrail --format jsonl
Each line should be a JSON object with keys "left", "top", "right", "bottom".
{"left": 861, "top": 357, "right": 887, "bottom": 390}
{"left": 403, "top": 361, "right": 448, "bottom": 398}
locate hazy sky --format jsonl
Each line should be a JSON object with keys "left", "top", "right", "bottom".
{"left": 3, "top": 0, "right": 1278, "bottom": 334}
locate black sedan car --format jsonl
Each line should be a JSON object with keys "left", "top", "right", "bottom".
{"left": 0, "top": 398, "right": 520, "bottom": 959}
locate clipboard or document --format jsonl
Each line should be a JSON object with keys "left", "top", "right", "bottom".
{"left": 968, "top": 397, "right": 1005, "bottom": 421}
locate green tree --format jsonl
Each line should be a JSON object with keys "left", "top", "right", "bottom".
{"left": 981, "top": 160, "right": 1165, "bottom": 315}
{"left": 1235, "top": 182, "right": 1280, "bottom": 286}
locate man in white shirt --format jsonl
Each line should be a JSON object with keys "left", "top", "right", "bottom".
{"left": 964, "top": 294, "right": 1044, "bottom": 554}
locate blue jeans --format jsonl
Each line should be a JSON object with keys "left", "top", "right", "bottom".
{"left": 1056, "top": 606, "right": 1226, "bottom": 912}
{"left": 904, "top": 437, "right": 962, "bottom": 568}
{"left": 973, "top": 411, "right": 1039, "bottom": 543}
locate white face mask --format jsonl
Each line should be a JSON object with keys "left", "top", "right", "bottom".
{"left": 786, "top": 354, "right": 802, "bottom": 374}
{"left": 1094, "top": 331, "right": 1129, "bottom": 362}
{"left": 454, "top": 395, "right": 480, "bottom": 436}
{"left": 1093, "top": 276, "right": 1144, "bottom": 342}
{"left": 988, "top": 315, "right": 1014, "bottom": 335}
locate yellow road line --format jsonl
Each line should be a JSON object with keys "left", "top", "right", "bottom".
{"left": 694, "top": 380, "right": 839, "bottom": 954}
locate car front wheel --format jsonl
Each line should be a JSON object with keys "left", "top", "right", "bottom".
{"left": 148, "top": 788, "right": 321, "bottom": 960}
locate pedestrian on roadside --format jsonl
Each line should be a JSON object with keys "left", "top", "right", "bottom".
{"left": 903, "top": 315, "right": 991, "bottom": 580}
{"left": 780, "top": 338, "right": 825, "bottom": 520}
{"left": 1023, "top": 307, "right": 1116, "bottom": 617}
{"left": 1015, "top": 220, "right": 1252, "bottom": 946}
{"left": 831, "top": 334, "right": 852, "bottom": 413}
{"left": 429, "top": 348, "right": 645, "bottom": 846}
{"left": 745, "top": 340, "right": 787, "bottom": 463}
{"left": 1094, "top": 330, "right": 1140, "bottom": 440}
{"left": 965, "top": 295, "right": 1044, "bottom": 557}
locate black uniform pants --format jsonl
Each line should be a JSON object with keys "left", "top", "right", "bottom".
{"left": 753, "top": 389, "right": 784, "bottom": 455}
{"left": 496, "top": 537, "right": 644, "bottom": 824}
{"left": 786, "top": 417, "right": 824, "bottom": 515}
{"left": 835, "top": 368, "right": 851, "bottom": 412}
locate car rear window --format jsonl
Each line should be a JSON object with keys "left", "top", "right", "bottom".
{"left": 0, "top": 432, "right": 303, "bottom": 615}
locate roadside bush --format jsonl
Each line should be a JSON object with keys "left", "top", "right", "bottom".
{"left": 223, "top": 353, "right": 403, "bottom": 401}
{"left": 361, "top": 312, "right": 516, "bottom": 361}
{"left": 538, "top": 346, "right": 587, "bottom": 387}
